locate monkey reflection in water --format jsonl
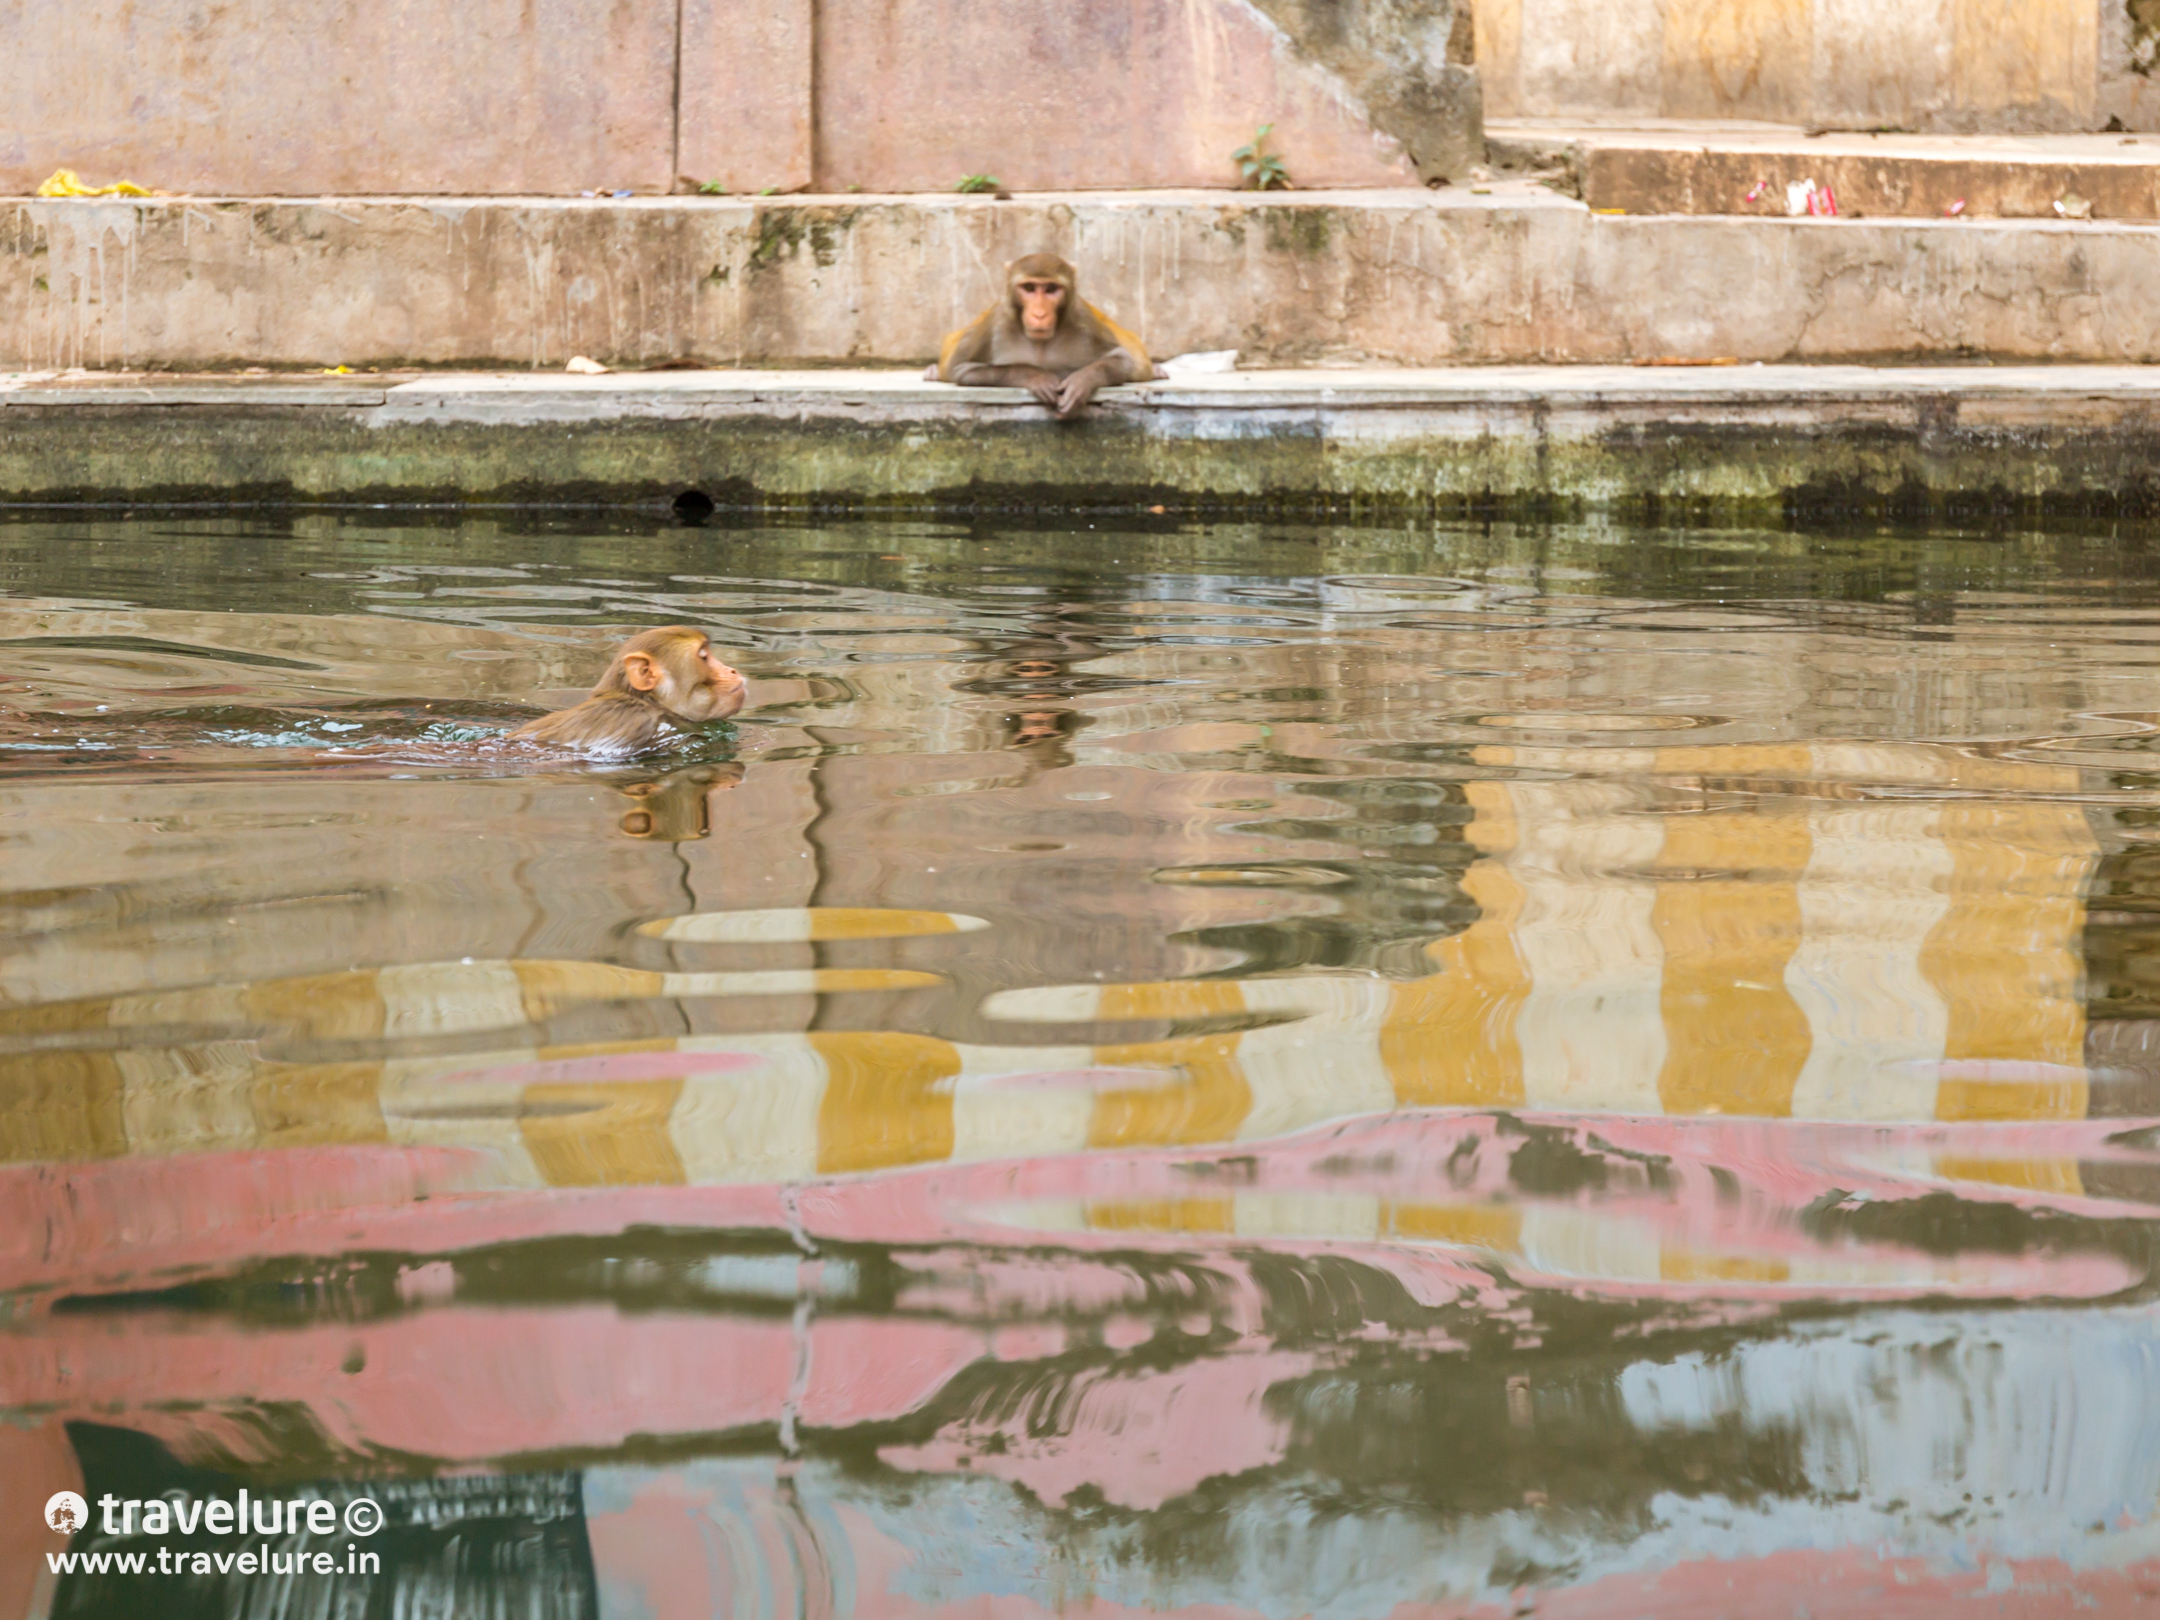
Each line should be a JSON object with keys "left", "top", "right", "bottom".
{"left": 615, "top": 761, "right": 744, "bottom": 840}
{"left": 1006, "top": 707, "right": 1080, "bottom": 773}
{"left": 511, "top": 626, "right": 750, "bottom": 841}
{"left": 995, "top": 655, "right": 1085, "bottom": 778}
{"left": 926, "top": 253, "right": 1155, "bottom": 419}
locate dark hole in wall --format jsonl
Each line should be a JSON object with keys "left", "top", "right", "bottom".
{"left": 671, "top": 489, "right": 716, "bottom": 522}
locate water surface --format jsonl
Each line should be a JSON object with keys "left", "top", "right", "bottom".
{"left": 7, "top": 515, "right": 2160, "bottom": 1618}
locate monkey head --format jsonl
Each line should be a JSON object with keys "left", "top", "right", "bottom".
{"left": 1007, "top": 253, "right": 1075, "bottom": 341}
{"left": 596, "top": 626, "right": 747, "bottom": 724}
{"left": 510, "top": 626, "right": 748, "bottom": 756}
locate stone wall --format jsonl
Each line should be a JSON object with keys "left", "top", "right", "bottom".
{"left": 2102, "top": 0, "right": 2160, "bottom": 128}
{"left": 12, "top": 191, "right": 2160, "bottom": 374}
{"left": 1479, "top": 0, "right": 2110, "bottom": 133}
{"left": 0, "top": 0, "right": 1475, "bottom": 197}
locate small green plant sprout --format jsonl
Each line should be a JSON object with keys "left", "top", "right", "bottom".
{"left": 696, "top": 179, "right": 728, "bottom": 195}
{"left": 1234, "top": 125, "right": 1291, "bottom": 190}
{"left": 955, "top": 175, "right": 1002, "bottom": 194}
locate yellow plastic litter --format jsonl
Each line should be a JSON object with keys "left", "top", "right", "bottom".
{"left": 36, "top": 169, "right": 151, "bottom": 198}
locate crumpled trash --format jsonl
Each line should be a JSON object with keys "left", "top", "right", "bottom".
{"left": 2055, "top": 193, "right": 2094, "bottom": 220}
{"left": 1156, "top": 350, "right": 1238, "bottom": 378}
{"left": 1786, "top": 180, "right": 1814, "bottom": 216}
{"left": 1786, "top": 179, "right": 1838, "bottom": 217}
{"left": 565, "top": 356, "right": 609, "bottom": 375}
{"left": 36, "top": 169, "right": 151, "bottom": 197}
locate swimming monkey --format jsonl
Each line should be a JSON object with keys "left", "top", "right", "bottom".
{"left": 512, "top": 627, "right": 746, "bottom": 755}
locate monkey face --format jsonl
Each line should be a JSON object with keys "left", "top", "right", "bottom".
{"left": 1013, "top": 277, "right": 1067, "bottom": 340}
{"left": 664, "top": 638, "right": 747, "bottom": 722}
{"left": 623, "top": 633, "right": 747, "bottom": 723}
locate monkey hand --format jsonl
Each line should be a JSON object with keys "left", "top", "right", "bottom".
{"left": 1054, "top": 365, "right": 1108, "bottom": 419}
{"left": 1014, "top": 368, "right": 1064, "bottom": 411}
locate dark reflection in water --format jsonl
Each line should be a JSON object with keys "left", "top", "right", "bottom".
{"left": 8, "top": 515, "right": 2160, "bottom": 1617}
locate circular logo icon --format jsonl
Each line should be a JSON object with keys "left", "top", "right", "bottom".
{"left": 342, "top": 1498, "right": 384, "bottom": 1537}
{"left": 44, "top": 1492, "right": 88, "bottom": 1536}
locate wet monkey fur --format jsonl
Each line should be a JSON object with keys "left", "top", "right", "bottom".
{"left": 512, "top": 627, "right": 746, "bottom": 754}
{"left": 926, "top": 253, "right": 1154, "bottom": 418}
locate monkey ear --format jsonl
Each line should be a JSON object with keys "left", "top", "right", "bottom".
{"left": 622, "top": 653, "right": 662, "bottom": 693}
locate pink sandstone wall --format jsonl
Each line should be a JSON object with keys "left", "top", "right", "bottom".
{"left": 0, "top": 0, "right": 1415, "bottom": 197}
{"left": 806, "top": 0, "right": 1416, "bottom": 192}
{"left": 0, "top": 0, "right": 681, "bottom": 195}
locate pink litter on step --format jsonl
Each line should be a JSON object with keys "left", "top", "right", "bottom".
{"left": 1946, "top": 198, "right": 1967, "bottom": 217}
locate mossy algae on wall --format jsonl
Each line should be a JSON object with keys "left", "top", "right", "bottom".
{"left": 4, "top": 371, "right": 2160, "bottom": 523}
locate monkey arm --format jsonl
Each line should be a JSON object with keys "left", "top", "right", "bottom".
{"left": 950, "top": 362, "right": 1066, "bottom": 409}
{"left": 932, "top": 309, "right": 998, "bottom": 383}
{"left": 932, "top": 309, "right": 1063, "bottom": 409}
{"left": 1048, "top": 301, "right": 1153, "bottom": 416}
{"left": 1050, "top": 349, "right": 1145, "bottom": 418}
{"left": 1084, "top": 303, "right": 1155, "bottom": 383}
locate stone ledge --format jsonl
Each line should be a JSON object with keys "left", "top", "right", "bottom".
{"left": 9, "top": 191, "right": 2160, "bottom": 374}
{"left": 1489, "top": 123, "right": 2160, "bottom": 221}
{"left": 17, "top": 363, "right": 2160, "bottom": 410}
{"left": 7, "top": 365, "right": 2160, "bottom": 518}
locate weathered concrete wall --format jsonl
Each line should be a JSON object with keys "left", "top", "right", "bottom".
{"left": 10, "top": 367, "right": 2160, "bottom": 516}
{"left": 2101, "top": 0, "right": 2160, "bottom": 131}
{"left": 807, "top": 0, "right": 1421, "bottom": 192}
{"left": 1245, "top": 0, "right": 1482, "bottom": 181}
{"left": 8, "top": 191, "right": 2160, "bottom": 372}
{"left": 1478, "top": 0, "right": 2103, "bottom": 133}
{"left": 0, "top": 0, "right": 1441, "bottom": 197}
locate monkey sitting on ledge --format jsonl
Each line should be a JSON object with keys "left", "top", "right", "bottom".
{"left": 925, "top": 252, "right": 1155, "bottom": 419}
{"left": 511, "top": 626, "right": 746, "bottom": 756}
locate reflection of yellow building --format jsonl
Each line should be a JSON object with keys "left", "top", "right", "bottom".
{"left": 1390, "top": 741, "right": 2096, "bottom": 1126}
{"left": 0, "top": 740, "right": 2102, "bottom": 1202}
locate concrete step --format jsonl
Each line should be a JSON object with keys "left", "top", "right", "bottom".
{"left": 8, "top": 191, "right": 2160, "bottom": 374}
{"left": 1490, "top": 121, "right": 2160, "bottom": 221}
